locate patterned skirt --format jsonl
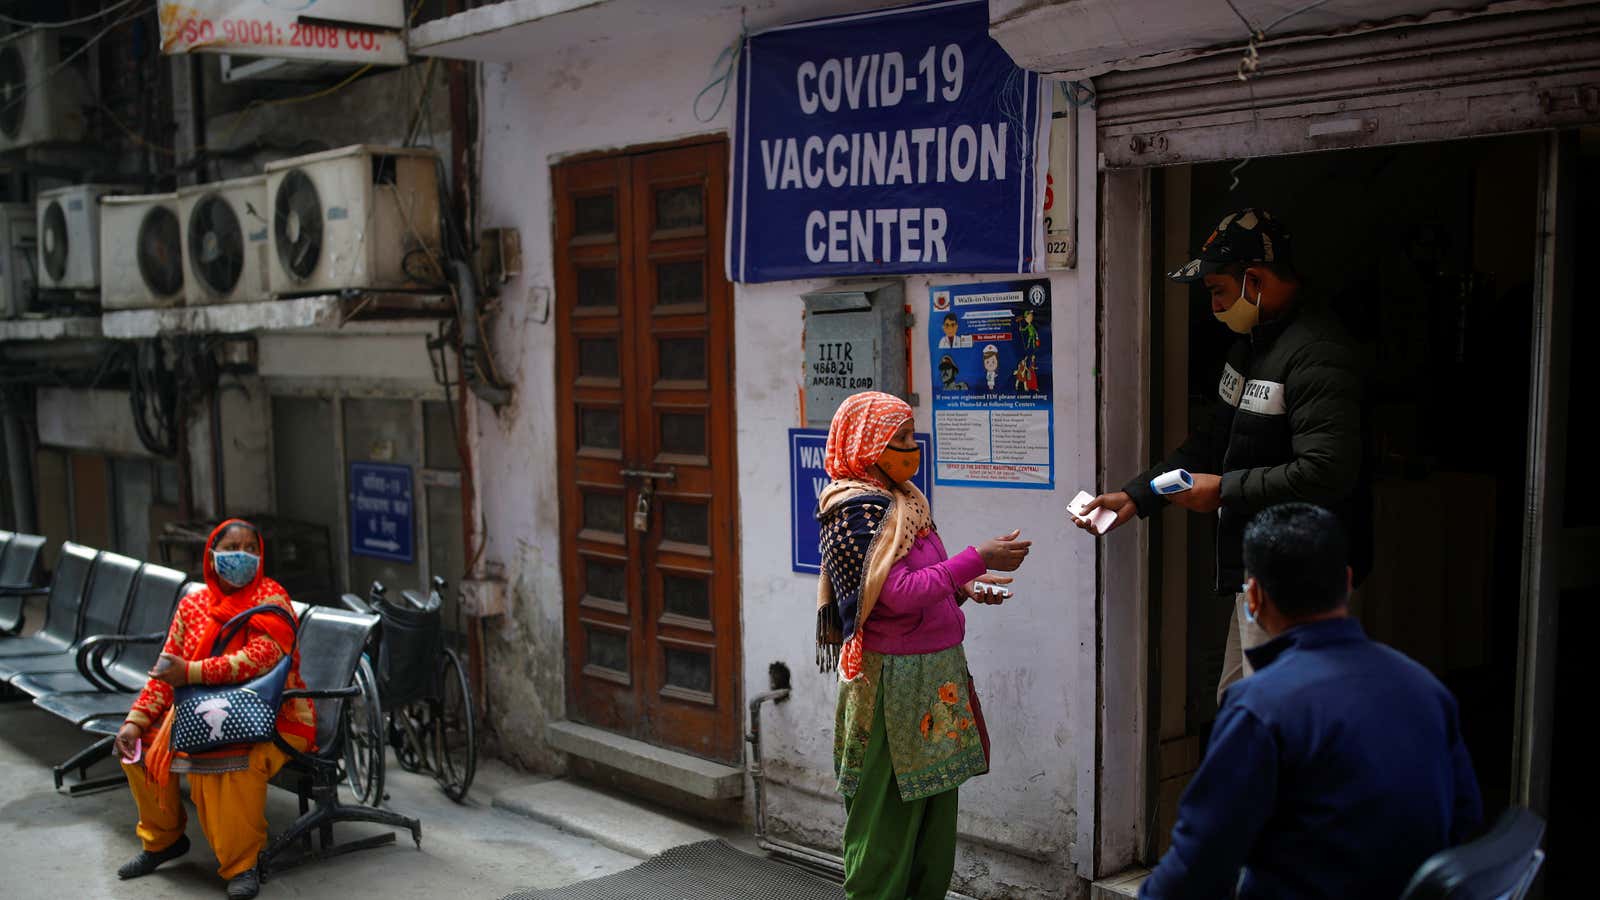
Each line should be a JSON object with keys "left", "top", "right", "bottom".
{"left": 834, "top": 644, "right": 990, "bottom": 802}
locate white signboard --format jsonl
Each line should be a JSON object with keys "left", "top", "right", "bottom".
{"left": 158, "top": 0, "right": 407, "bottom": 65}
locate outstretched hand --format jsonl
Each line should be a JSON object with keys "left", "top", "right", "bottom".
{"left": 977, "top": 529, "right": 1031, "bottom": 571}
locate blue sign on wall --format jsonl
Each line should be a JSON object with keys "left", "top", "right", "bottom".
{"left": 728, "top": 0, "right": 1048, "bottom": 283}
{"left": 349, "top": 462, "right": 414, "bottom": 563}
{"left": 790, "top": 428, "right": 932, "bottom": 574}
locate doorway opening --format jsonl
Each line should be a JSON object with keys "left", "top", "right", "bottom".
{"left": 1148, "top": 133, "right": 1575, "bottom": 885}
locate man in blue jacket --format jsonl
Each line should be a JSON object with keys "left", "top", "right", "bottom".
{"left": 1140, "top": 504, "right": 1482, "bottom": 900}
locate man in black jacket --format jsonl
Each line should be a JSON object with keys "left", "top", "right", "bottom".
{"left": 1077, "top": 209, "right": 1371, "bottom": 702}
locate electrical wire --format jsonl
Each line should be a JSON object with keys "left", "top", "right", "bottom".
{"left": 694, "top": 29, "right": 746, "bottom": 123}
{"left": 0, "top": 3, "right": 154, "bottom": 123}
{"left": 0, "top": 0, "right": 142, "bottom": 30}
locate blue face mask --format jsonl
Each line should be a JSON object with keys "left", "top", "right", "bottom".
{"left": 1241, "top": 584, "right": 1259, "bottom": 624}
{"left": 212, "top": 550, "right": 260, "bottom": 587}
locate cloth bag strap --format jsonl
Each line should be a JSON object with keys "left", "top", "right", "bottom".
{"left": 209, "top": 604, "right": 299, "bottom": 659}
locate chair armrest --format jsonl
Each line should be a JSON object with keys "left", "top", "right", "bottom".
{"left": 271, "top": 732, "right": 334, "bottom": 771}
{"left": 282, "top": 686, "right": 362, "bottom": 700}
{"left": 0, "top": 585, "right": 49, "bottom": 597}
{"left": 76, "top": 632, "right": 167, "bottom": 693}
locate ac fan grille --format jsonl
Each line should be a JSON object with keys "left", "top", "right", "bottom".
{"left": 188, "top": 193, "right": 245, "bottom": 297}
{"left": 274, "top": 168, "right": 323, "bottom": 282}
{"left": 137, "top": 205, "right": 184, "bottom": 298}
{"left": 41, "top": 200, "right": 68, "bottom": 284}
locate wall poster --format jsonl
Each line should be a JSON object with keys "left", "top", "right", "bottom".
{"left": 927, "top": 278, "right": 1053, "bottom": 489}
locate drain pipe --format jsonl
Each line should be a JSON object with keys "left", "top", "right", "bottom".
{"left": 0, "top": 388, "right": 36, "bottom": 533}
{"left": 448, "top": 259, "right": 511, "bottom": 409}
{"left": 748, "top": 662, "right": 980, "bottom": 899}
{"left": 748, "top": 662, "right": 848, "bottom": 878}
{"left": 747, "top": 662, "right": 791, "bottom": 843}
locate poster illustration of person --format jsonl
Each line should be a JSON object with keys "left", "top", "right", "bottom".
{"left": 926, "top": 279, "right": 1054, "bottom": 489}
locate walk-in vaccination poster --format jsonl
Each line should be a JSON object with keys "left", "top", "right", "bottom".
{"left": 927, "top": 279, "right": 1054, "bottom": 489}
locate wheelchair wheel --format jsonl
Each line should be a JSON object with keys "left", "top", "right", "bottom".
{"left": 434, "top": 647, "right": 477, "bottom": 802}
{"left": 391, "top": 710, "right": 427, "bottom": 774}
{"left": 342, "top": 655, "right": 386, "bottom": 806}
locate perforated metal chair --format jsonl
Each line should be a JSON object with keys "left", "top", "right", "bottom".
{"left": 0, "top": 543, "right": 96, "bottom": 659}
{"left": 0, "top": 531, "right": 48, "bottom": 635}
{"left": 1400, "top": 808, "right": 1547, "bottom": 900}
{"left": 259, "top": 605, "right": 422, "bottom": 880}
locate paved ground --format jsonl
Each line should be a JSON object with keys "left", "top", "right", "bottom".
{"left": 0, "top": 701, "right": 643, "bottom": 900}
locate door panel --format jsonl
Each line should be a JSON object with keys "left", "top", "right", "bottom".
{"left": 556, "top": 139, "right": 740, "bottom": 763}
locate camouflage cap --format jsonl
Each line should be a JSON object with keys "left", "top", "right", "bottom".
{"left": 1169, "top": 208, "right": 1293, "bottom": 283}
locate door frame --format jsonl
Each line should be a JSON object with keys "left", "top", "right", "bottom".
{"left": 1095, "top": 132, "right": 1576, "bottom": 879}
{"left": 550, "top": 133, "right": 744, "bottom": 764}
{"left": 1511, "top": 130, "right": 1573, "bottom": 819}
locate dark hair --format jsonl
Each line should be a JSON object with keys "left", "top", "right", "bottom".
{"left": 943, "top": 314, "right": 958, "bottom": 325}
{"left": 1242, "top": 504, "right": 1348, "bottom": 617}
{"left": 212, "top": 521, "right": 260, "bottom": 551}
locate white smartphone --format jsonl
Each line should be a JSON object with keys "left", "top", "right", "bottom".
{"left": 1069, "top": 490, "right": 1119, "bottom": 535}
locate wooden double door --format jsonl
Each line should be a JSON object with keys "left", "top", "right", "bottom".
{"left": 554, "top": 139, "right": 741, "bottom": 763}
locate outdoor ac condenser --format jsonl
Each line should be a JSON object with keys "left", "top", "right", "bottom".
{"left": 179, "top": 175, "right": 271, "bottom": 306}
{"left": 100, "top": 194, "right": 185, "bottom": 311}
{"left": 0, "top": 203, "right": 37, "bottom": 318}
{"left": 264, "top": 145, "right": 446, "bottom": 297}
{"left": 0, "top": 30, "right": 91, "bottom": 152}
{"left": 36, "top": 185, "right": 131, "bottom": 293}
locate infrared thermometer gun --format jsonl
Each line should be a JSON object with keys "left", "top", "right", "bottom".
{"left": 1069, "top": 491, "right": 1119, "bottom": 535}
{"left": 1150, "top": 469, "right": 1194, "bottom": 495}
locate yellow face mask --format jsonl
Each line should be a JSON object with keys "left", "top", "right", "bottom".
{"left": 1215, "top": 277, "right": 1262, "bottom": 334}
{"left": 877, "top": 445, "right": 921, "bottom": 484}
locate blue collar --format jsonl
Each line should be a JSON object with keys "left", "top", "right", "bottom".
{"left": 1244, "top": 616, "right": 1366, "bottom": 671}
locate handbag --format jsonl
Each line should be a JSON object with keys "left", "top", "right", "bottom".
{"left": 169, "top": 604, "right": 299, "bottom": 754}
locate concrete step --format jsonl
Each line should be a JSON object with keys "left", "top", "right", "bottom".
{"left": 492, "top": 777, "right": 721, "bottom": 860}
{"left": 546, "top": 720, "right": 745, "bottom": 800}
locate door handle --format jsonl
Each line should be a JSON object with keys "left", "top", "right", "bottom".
{"left": 619, "top": 468, "right": 676, "bottom": 481}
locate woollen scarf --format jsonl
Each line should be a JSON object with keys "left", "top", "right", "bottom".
{"left": 815, "top": 392, "right": 934, "bottom": 681}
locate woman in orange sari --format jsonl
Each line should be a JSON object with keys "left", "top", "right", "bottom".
{"left": 113, "top": 518, "right": 315, "bottom": 899}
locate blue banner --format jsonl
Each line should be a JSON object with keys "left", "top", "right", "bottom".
{"left": 349, "top": 462, "right": 415, "bottom": 563}
{"left": 728, "top": 0, "right": 1048, "bottom": 283}
{"left": 790, "top": 428, "right": 932, "bottom": 574}
{"left": 928, "top": 279, "right": 1054, "bottom": 489}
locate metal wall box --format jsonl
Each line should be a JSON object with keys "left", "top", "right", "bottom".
{"left": 801, "top": 281, "right": 907, "bottom": 429}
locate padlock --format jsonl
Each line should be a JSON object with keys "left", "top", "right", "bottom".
{"left": 632, "top": 485, "right": 652, "bottom": 532}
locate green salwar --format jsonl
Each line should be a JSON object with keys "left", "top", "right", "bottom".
{"left": 840, "top": 666, "right": 967, "bottom": 899}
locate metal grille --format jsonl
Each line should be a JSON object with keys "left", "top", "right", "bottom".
{"left": 500, "top": 840, "right": 844, "bottom": 900}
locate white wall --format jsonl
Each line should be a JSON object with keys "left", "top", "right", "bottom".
{"left": 472, "top": 8, "right": 1100, "bottom": 897}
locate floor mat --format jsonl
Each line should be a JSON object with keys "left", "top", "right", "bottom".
{"left": 501, "top": 839, "right": 845, "bottom": 900}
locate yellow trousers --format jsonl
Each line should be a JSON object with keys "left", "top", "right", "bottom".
{"left": 122, "top": 736, "right": 305, "bottom": 880}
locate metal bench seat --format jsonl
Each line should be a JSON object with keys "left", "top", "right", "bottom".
{"left": 0, "top": 544, "right": 96, "bottom": 659}
{"left": 12, "top": 565, "right": 189, "bottom": 698}
{"left": 1, "top": 551, "right": 142, "bottom": 684}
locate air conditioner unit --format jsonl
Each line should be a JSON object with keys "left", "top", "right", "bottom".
{"left": 0, "top": 30, "right": 91, "bottom": 152}
{"left": 264, "top": 145, "right": 445, "bottom": 297}
{"left": 180, "top": 175, "right": 271, "bottom": 306}
{"left": 0, "top": 203, "right": 37, "bottom": 318}
{"left": 100, "top": 194, "right": 184, "bottom": 311}
{"left": 36, "top": 184, "right": 132, "bottom": 293}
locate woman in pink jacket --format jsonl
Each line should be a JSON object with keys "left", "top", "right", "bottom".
{"left": 815, "top": 391, "right": 1031, "bottom": 899}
